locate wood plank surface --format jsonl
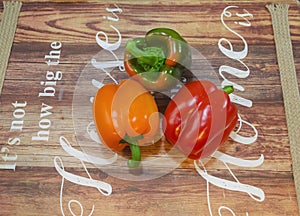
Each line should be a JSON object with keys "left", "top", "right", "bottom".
{"left": 1, "top": 0, "right": 300, "bottom": 215}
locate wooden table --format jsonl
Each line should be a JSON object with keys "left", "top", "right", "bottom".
{"left": 1, "top": 0, "right": 299, "bottom": 215}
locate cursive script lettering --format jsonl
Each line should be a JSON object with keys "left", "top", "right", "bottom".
{"left": 218, "top": 5, "right": 252, "bottom": 108}
{"left": 195, "top": 5, "right": 265, "bottom": 216}
{"left": 54, "top": 155, "right": 112, "bottom": 196}
{"left": 54, "top": 136, "right": 115, "bottom": 216}
{"left": 103, "top": 4, "right": 122, "bottom": 22}
{"left": 54, "top": 5, "right": 123, "bottom": 215}
{"left": 235, "top": 9, "right": 253, "bottom": 27}
{"left": 59, "top": 136, "right": 117, "bottom": 165}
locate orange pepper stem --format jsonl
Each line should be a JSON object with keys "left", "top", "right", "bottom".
{"left": 121, "top": 134, "right": 143, "bottom": 168}
{"left": 128, "top": 141, "right": 141, "bottom": 168}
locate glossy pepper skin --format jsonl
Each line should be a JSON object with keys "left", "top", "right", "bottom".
{"left": 93, "top": 79, "right": 159, "bottom": 167}
{"left": 124, "top": 28, "right": 191, "bottom": 91}
{"left": 162, "top": 80, "right": 238, "bottom": 160}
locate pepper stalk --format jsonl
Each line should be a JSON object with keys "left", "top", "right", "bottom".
{"left": 120, "top": 134, "right": 143, "bottom": 168}
{"left": 126, "top": 38, "right": 166, "bottom": 73}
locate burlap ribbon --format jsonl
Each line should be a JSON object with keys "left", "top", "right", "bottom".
{"left": 0, "top": 1, "right": 22, "bottom": 95}
{"left": 266, "top": 4, "right": 300, "bottom": 213}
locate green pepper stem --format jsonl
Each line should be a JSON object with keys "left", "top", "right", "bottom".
{"left": 126, "top": 39, "right": 158, "bottom": 66}
{"left": 128, "top": 141, "right": 141, "bottom": 168}
{"left": 120, "top": 134, "right": 143, "bottom": 168}
{"left": 222, "top": 86, "right": 234, "bottom": 94}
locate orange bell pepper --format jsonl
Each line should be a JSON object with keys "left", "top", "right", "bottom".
{"left": 93, "top": 79, "right": 159, "bottom": 168}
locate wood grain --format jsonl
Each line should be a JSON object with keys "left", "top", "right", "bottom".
{"left": 1, "top": 0, "right": 300, "bottom": 215}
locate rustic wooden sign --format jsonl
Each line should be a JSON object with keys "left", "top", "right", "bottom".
{"left": 1, "top": 1, "right": 300, "bottom": 215}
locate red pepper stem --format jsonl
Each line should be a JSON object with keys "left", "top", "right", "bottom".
{"left": 222, "top": 86, "right": 234, "bottom": 94}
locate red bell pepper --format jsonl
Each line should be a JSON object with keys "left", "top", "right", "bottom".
{"left": 162, "top": 80, "right": 238, "bottom": 160}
